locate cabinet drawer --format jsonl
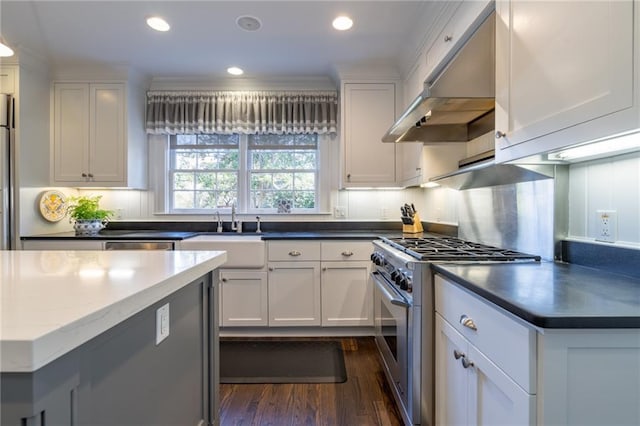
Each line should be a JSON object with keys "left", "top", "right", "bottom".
{"left": 320, "top": 241, "right": 372, "bottom": 261}
{"left": 268, "top": 241, "right": 320, "bottom": 261}
{"left": 435, "top": 274, "right": 536, "bottom": 393}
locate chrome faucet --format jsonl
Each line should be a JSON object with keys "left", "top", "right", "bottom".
{"left": 231, "top": 203, "right": 240, "bottom": 232}
{"left": 256, "top": 216, "right": 262, "bottom": 233}
{"left": 215, "top": 211, "right": 223, "bottom": 233}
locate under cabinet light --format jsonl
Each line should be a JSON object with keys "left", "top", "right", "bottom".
{"left": 227, "top": 67, "right": 244, "bottom": 76}
{"left": 549, "top": 131, "right": 640, "bottom": 162}
{"left": 420, "top": 182, "right": 440, "bottom": 188}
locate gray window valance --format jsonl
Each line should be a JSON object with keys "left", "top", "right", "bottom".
{"left": 146, "top": 90, "right": 338, "bottom": 135}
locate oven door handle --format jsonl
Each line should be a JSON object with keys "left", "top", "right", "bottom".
{"left": 372, "top": 272, "right": 410, "bottom": 308}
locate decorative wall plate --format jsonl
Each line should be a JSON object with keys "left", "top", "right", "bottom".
{"left": 39, "top": 190, "right": 68, "bottom": 222}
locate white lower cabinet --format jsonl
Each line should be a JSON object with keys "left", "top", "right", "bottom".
{"left": 266, "top": 240, "right": 374, "bottom": 327}
{"left": 321, "top": 261, "right": 372, "bottom": 326}
{"left": 436, "top": 274, "right": 640, "bottom": 426}
{"left": 219, "top": 270, "right": 268, "bottom": 327}
{"left": 268, "top": 260, "right": 321, "bottom": 326}
{"left": 435, "top": 315, "right": 535, "bottom": 426}
{"left": 435, "top": 274, "right": 536, "bottom": 426}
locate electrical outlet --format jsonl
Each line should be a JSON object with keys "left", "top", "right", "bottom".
{"left": 334, "top": 206, "right": 346, "bottom": 219}
{"left": 156, "top": 303, "right": 170, "bottom": 345}
{"left": 596, "top": 210, "right": 617, "bottom": 243}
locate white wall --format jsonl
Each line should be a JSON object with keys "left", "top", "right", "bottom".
{"left": 568, "top": 151, "right": 640, "bottom": 246}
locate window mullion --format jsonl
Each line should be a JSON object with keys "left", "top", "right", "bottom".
{"left": 238, "top": 135, "right": 249, "bottom": 213}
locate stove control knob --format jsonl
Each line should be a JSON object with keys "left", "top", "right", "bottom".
{"left": 370, "top": 253, "right": 382, "bottom": 265}
{"left": 390, "top": 270, "right": 399, "bottom": 281}
{"left": 399, "top": 276, "right": 409, "bottom": 291}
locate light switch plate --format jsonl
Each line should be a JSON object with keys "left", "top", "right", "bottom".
{"left": 156, "top": 303, "right": 170, "bottom": 345}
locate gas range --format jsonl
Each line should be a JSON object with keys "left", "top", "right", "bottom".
{"left": 379, "top": 235, "right": 541, "bottom": 262}
{"left": 371, "top": 234, "right": 540, "bottom": 425}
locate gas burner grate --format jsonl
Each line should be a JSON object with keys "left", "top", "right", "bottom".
{"left": 380, "top": 236, "right": 540, "bottom": 262}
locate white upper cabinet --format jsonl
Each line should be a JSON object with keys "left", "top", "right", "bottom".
{"left": 341, "top": 82, "right": 398, "bottom": 187}
{"left": 495, "top": 0, "right": 639, "bottom": 162}
{"left": 52, "top": 81, "right": 146, "bottom": 188}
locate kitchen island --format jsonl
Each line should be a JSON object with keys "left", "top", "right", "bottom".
{"left": 1, "top": 249, "right": 226, "bottom": 426}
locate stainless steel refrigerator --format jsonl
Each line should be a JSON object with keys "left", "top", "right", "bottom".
{"left": 1, "top": 93, "right": 16, "bottom": 250}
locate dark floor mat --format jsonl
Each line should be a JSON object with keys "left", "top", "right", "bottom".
{"left": 219, "top": 340, "right": 347, "bottom": 384}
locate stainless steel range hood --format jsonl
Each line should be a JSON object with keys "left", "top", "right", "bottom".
{"left": 382, "top": 11, "right": 495, "bottom": 143}
{"left": 430, "top": 157, "right": 557, "bottom": 190}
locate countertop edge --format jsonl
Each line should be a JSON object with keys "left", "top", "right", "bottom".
{"left": 1, "top": 251, "right": 227, "bottom": 373}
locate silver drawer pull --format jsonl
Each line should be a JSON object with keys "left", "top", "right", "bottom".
{"left": 460, "top": 315, "right": 477, "bottom": 331}
{"left": 461, "top": 357, "right": 474, "bottom": 369}
{"left": 288, "top": 250, "right": 301, "bottom": 257}
{"left": 453, "top": 350, "right": 465, "bottom": 360}
{"left": 341, "top": 251, "right": 354, "bottom": 257}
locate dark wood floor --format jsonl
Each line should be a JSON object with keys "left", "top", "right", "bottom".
{"left": 219, "top": 337, "right": 404, "bottom": 426}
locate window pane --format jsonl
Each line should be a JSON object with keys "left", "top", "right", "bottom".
{"left": 294, "top": 191, "right": 315, "bottom": 208}
{"left": 217, "top": 191, "right": 236, "bottom": 207}
{"left": 173, "top": 172, "right": 195, "bottom": 190}
{"left": 273, "top": 173, "right": 293, "bottom": 190}
{"left": 217, "top": 172, "right": 238, "bottom": 191}
{"left": 195, "top": 172, "right": 216, "bottom": 189}
{"left": 176, "top": 135, "right": 197, "bottom": 145}
{"left": 294, "top": 152, "right": 317, "bottom": 169}
{"left": 294, "top": 173, "right": 315, "bottom": 190}
{"left": 195, "top": 191, "right": 217, "bottom": 208}
{"left": 173, "top": 191, "right": 194, "bottom": 209}
{"left": 250, "top": 190, "right": 274, "bottom": 209}
{"left": 251, "top": 173, "right": 273, "bottom": 190}
{"left": 174, "top": 151, "right": 197, "bottom": 169}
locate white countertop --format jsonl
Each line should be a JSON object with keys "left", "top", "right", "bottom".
{"left": 0, "top": 250, "right": 227, "bottom": 372}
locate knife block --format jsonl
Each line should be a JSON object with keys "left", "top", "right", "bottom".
{"left": 402, "top": 213, "right": 424, "bottom": 234}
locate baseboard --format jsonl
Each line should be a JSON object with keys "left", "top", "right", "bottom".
{"left": 219, "top": 326, "right": 375, "bottom": 338}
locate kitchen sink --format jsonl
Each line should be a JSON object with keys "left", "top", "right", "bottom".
{"left": 180, "top": 234, "right": 265, "bottom": 268}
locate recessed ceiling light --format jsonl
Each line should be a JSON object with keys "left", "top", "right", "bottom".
{"left": 227, "top": 67, "right": 244, "bottom": 76}
{"left": 236, "top": 15, "right": 262, "bottom": 32}
{"left": 146, "top": 16, "right": 170, "bottom": 32}
{"left": 332, "top": 15, "right": 353, "bottom": 31}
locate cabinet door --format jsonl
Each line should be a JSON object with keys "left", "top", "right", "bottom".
{"left": 53, "top": 83, "right": 90, "bottom": 183}
{"left": 21, "top": 239, "right": 104, "bottom": 250}
{"left": 495, "top": 0, "right": 635, "bottom": 161}
{"left": 342, "top": 83, "right": 397, "bottom": 186}
{"left": 268, "top": 261, "right": 321, "bottom": 326}
{"left": 321, "top": 261, "right": 372, "bottom": 326}
{"left": 435, "top": 314, "right": 469, "bottom": 426}
{"left": 89, "top": 84, "right": 125, "bottom": 183}
{"left": 468, "top": 345, "right": 535, "bottom": 426}
{"left": 219, "top": 270, "right": 268, "bottom": 327}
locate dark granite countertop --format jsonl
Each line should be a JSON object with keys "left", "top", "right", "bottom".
{"left": 21, "top": 230, "right": 199, "bottom": 241}
{"left": 432, "top": 261, "right": 640, "bottom": 329}
{"left": 260, "top": 231, "right": 401, "bottom": 240}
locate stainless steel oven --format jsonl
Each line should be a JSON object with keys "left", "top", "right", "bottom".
{"left": 373, "top": 270, "right": 409, "bottom": 407}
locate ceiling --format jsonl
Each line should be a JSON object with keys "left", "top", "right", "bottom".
{"left": 0, "top": 1, "right": 436, "bottom": 81}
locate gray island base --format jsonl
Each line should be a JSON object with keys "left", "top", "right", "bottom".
{"left": 1, "top": 273, "right": 218, "bottom": 426}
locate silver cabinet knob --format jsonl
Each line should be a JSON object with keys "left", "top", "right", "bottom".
{"left": 495, "top": 130, "right": 506, "bottom": 139}
{"left": 444, "top": 35, "right": 453, "bottom": 42}
{"left": 461, "top": 357, "right": 474, "bottom": 369}
{"left": 221, "top": 278, "right": 228, "bottom": 282}
{"left": 453, "top": 350, "right": 464, "bottom": 360}
{"left": 460, "top": 315, "right": 478, "bottom": 331}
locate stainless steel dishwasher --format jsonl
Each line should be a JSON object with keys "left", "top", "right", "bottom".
{"left": 104, "top": 241, "right": 176, "bottom": 250}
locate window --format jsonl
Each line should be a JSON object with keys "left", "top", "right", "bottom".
{"left": 168, "top": 133, "right": 319, "bottom": 213}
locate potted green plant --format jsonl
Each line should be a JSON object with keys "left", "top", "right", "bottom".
{"left": 66, "top": 195, "right": 114, "bottom": 236}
